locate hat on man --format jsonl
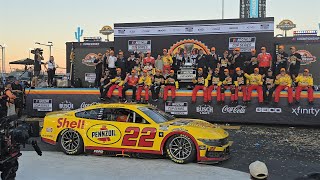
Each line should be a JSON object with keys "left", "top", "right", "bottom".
{"left": 254, "top": 68, "right": 259, "bottom": 72}
{"left": 224, "top": 69, "right": 229, "bottom": 73}
{"left": 249, "top": 161, "right": 268, "bottom": 179}
{"left": 143, "top": 69, "right": 148, "bottom": 73}
{"left": 170, "top": 70, "right": 174, "bottom": 73}
{"left": 156, "top": 69, "right": 162, "bottom": 73}
{"left": 131, "top": 69, "right": 136, "bottom": 73}
{"left": 235, "top": 67, "right": 241, "bottom": 71}
{"left": 198, "top": 68, "right": 203, "bottom": 71}
{"left": 234, "top": 47, "right": 241, "bottom": 51}
{"left": 304, "top": 69, "right": 309, "bottom": 73}
{"left": 280, "top": 68, "right": 286, "bottom": 72}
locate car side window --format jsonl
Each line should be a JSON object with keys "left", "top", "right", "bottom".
{"left": 75, "top": 108, "right": 103, "bottom": 120}
{"left": 101, "top": 108, "right": 149, "bottom": 124}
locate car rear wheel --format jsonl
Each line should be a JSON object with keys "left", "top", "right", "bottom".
{"left": 166, "top": 134, "right": 196, "bottom": 164}
{"left": 59, "top": 129, "right": 84, "bottom": 155}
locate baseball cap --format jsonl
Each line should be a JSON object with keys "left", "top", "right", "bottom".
{"left": 254, "top": 68, "right": 259, "bottom": 72}
{"left": 235, "top": 67, "right": 241, "bottom": 71}
{"left": 249, "top": 161, "right": 268, "bottom": 179}
{"left": 211, "top": 47, "right": 216, "bottom": 51}
{"left": 304, "top": 69, "right": 309, "bottom": 73}
{"left": 234, "top": 47, "right": 240, "bottom": 51}
{"left": 131, "top": 69, "right": 136, "bottom": 73}
{"left": 170, "top": 70, "right": 174, "bottom": 73}
{"left": 261, "top": 47, "right": 266, "bottom": 50}
{"left": 279, "top": 45, "right": 284, "bottom": 49}
{"left": 163, "top": 49, "right": 167, "bottom": 52}
{"left": 198, "top": 68, "right": 203, "bottom": 71}
{"left": 156, "top": 69, "right": 162, "bottom": 72}
{"left": 280, "top": 68, "right": 286, "bottom": 72}
{"left": 143, "top": 69, "right": 148, "bottom": 73}
{"left": 224, "top": 69, "right": 229, "bottom": 72}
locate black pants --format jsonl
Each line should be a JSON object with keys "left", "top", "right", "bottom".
{"left": 151, "top": 85, "right": 161, "bottom": 100}
{"left": 47, "top": 69, "right": 55, "bottom": 86}
{"left": 108, "top": 68, "right": 116, "bottom": 77}
{"left": 263, "top": 85, "right": 275, "bottom": 102}
{"left": 122, "top": 85, "right": 136, "bottom": 100}
{"left": 100, "top": 84, "right": 112, "bottom": 98}
{"left": 259, "top": 67, "right": 270, "bottom": 76}
{"left": 95, "top": 71, "right": 102, "bottom": 87}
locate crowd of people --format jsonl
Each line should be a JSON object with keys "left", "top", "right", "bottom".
{"left": 95, "top": 45, "right": 314, "bottom": 105}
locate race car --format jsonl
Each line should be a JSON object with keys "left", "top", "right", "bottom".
{"left": 41, "top": 103, "right": 231, "bottom": 164}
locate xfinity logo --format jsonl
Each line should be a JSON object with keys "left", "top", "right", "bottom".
{"left": 292, "top": 107, "right": 320, "bottom": 116}
{"left": 256, "top": 107, "right": 282, "bottom": 113}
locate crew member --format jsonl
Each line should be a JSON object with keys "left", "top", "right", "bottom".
{"left": 262, "top": 69, "right": 276, "bottom": 104}
{"left": 45, "top": 56, "right": 56, "bottom": 87}
{"left": 162, "top": 49, "right": 173, "bottom": 72}
{"left": 143, "top": 51, "right": 155, "bottom": 66}
{"left": 219, "top": 69, "right": 234, "bottom": 105}
{"left": 245, "top": 49, "right": 259, "bottom": 74}
{"left": 274, "top": 45, "right": 288, "bottom": 75}
{"left": 107, "top": 68, "right": 125, "bottom": 101}
{"left": 257, "top": 47, "right": 273, "bottom": 75}
{"left": 233, "top": 67, "right": 247, "bottom": 105}
{"left": 136, "top": 70, "right": 152, "bottom": 103}
{"left": 99, "top": 70, "right": 112, "bottom": 101}
{"left": 196, "top": 49, "right": 207, "bottom": 72}
{"left": 207, "top": 47, "right": 219, "bottom": 70}
{"left": 295, "top": 69, "right": 314, "bottom": 105}
{"left": 122, "top": 69, "right": 139, "bottom": 102}
{"left": 163, "top": 70, "right": 179, "bottom": 102}
{"left": 245, "top": 68, "right": 264, "bottom": 104}
{"left": 288, "top": 46, "right": 302, "bottom": 80}
{"left": 192, "top": 68, "right": 208, "bottom": 103}
{"left": 151, "top": 69, "right": 164, "bottom": 101}
{"left": 93, "top": 53, "right": 103, "bottom": 87}
{"left": 231, "top": 47, "right": 246, "bottom": 74}
{"left": 207, "top": 68, "right": 223, "bottom": 104}
{"left": 218, "top": 50, "right": 231, "bottom": 76}
{"left": 274, "top": 68, "right": 293, "bottom": 105}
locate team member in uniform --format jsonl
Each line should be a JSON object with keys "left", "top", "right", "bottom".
{"left": 191, "top": 68, "right": 208, "bottom": 103}
{"left": 274, "top": 68, "right": 293, "bottom": 105}
{"left": 288, "top": 46, "right": 302, "bottom": 81}
{"left": 257, "top": 47, "right": 273, "bottom": 76}
{"left": 107, "top": 68, "right": 125, "bottom": 101}
{"left": 162, "top": 49, "right": 173, "bottom": 73}
{"left": 122, "top": 70, "right": 139, "bottom": 102}
{"left": 163, "top": 70, "right": 179, "bottom": 102}
{"left": 295, "top": 69, "right": 314, "bottom": 105}
{"left": 233, "top": 67, "right": 247, "bottom": 105}
{"left": 231, "top": 47, "right": 246, "bottom": 74}
{"left": 143, "top": 51, "right": 155, "bottom": 66}
{"left": 263, "top": 69, "right": 276, "bottom": 104}
{"left": 219, "top": 69, "right": 234, "bottom": 105}
{"left": 245, "top": 68, "right": 264, "bottom": 104}
{"left": 151, "top": 69, "right": 165, "bottom": 101}
{"left": 218, "top": 50, "right": 231, "bottom": 76}
{"left": 207, "top": 68, "right": 223, "bottom": 104}
{"left": 136, "top": 70, "right": 152, "bottom": 103}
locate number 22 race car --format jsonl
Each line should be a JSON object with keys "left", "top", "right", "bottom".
{"left": 41, "top": 103, "right": 231, "bottom": 164}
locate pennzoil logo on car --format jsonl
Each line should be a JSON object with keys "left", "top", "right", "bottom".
{"left": 86, "top": 124, "right": 122, "bottom": 145}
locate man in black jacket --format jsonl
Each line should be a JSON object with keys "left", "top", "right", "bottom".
{"left": 273, "top": 45, "right": 288, "bottom": 75}
{"left": 206, "top": 47, "right": 219, "bottom": 71}
{"left": 116, "top": 51, "right": 127, "bottom": 76}
{"left": 126, "top": 52, "right": 136, "bottom": 73}
{"left": 93, "top": 53, "right": 103, "bottom": 87}
{"left": 232, "top": 47, "right": 247, "bottom": 72}
{"left": 196, "top": 49, "right": 207, "bottom": 72}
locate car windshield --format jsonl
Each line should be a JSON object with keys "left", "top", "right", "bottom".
{"left": 138, "top": 107, "right": 175, "bottom": 123}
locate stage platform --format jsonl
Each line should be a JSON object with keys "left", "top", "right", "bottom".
{"left": 26, "top": 88, "right": 320, "bottom": 126}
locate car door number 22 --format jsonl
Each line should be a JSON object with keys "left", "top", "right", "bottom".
{"left": 121, "top": 127, "right": 157, "bottom": 147}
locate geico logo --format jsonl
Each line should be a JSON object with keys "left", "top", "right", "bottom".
{"left": 57, "top": 118, "right": 85, "bottom": 129}
{"left": 92, "top": 130, "right": 116, "bottom": 138}
{"left": 256, "top": 107, "right": 282, "bottom": 113}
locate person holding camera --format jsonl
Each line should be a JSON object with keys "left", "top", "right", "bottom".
{"left": 32, "top": 49, "right": 44, "bottom": 88}
{"left": 4, "top": 84, "right": 17, "bottom": 116}
{"left": 44, "top": 56, "right": 56, "bottom": 87}
{"left": 11, "top": 79, "right": 24, "bottom": 117}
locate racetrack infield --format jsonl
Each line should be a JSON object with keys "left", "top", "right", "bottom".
{"left": 22, "top": 124, "right": 320, "bottom": 180}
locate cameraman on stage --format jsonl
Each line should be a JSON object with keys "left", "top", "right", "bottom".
{"left": 11, "top": 79, "right": 24, "bottom": 117}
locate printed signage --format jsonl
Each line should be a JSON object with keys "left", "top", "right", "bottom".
{"left": 292, "top": 107, "right": 320, "bottom": 117}
{"left": 256, "top": 107, "right": 282, "bottom": 113}
{"left": 165, "top": 102, "right": 188, "bottom": 115}
{"left": 33, "top": 99, "right": 52, "bottom": 112}
{"left": 128, "top": 40, "right": 151, "bottom": 53}
{"left": 80, "top": 102, "right": 100, "bottom": 109}
{"left": 86, "top": 124, "right": 122, "bottom": 145}
{"left": 177, "top": 69, "right": 196, "bottom": 81}
{"left": 85, "top": 73, "right": 96, "bottom": 83}
{"left": 59, "top": 100, "right": 74, "bottom": 111}
{"left": 222, "top": 105, "right": 246, "bottom": 114}
{"left": 196, "top": 104, "right": 214, "bottom": 115}
{"left": 229, "top": 37, "right": 256, "bottom": 52}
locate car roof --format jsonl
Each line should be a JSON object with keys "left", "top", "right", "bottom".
{"left": 87, "top": 103, "right": 152, "bottom": 109}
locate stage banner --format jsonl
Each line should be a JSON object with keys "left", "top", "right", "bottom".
{"left": 229, "top": 37, "right": 256, "bottom": 52}
{"left": 25, "top": 89, "right": 320, "bottom": 126}
{"left": 128, "top": 40, "right": 151, "bottom": 53}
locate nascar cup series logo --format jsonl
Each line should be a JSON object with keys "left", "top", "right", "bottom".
{"left": 59, "top": 100, "right": 74, "bottom": 111}
{"left": 86, "top": 124, "right": 122, "bottom": 145}
{"left": 297, "top": 50, "right": 317, "bottom": 65}
{"left": 82, "top": 53, "right": 98, "bottom": 66}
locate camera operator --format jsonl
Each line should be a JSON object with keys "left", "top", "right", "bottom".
{"left": 11, "top": 79, "right": 24, "bottom": 117}
{"left": 32, "top": 49, "right": 44, "bottom": 88}
{"left": 4, "top": 84, "right": 17, "bottom": 116}
{"left": 44, "top": 56, "right": 56, "bottom": 87}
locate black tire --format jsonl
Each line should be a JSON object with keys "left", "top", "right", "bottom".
{"left": 166, "top": 134, "right": 196, "bottom": 164}
{"left": 59, "top": 129, "right": 84, "bottom": 155}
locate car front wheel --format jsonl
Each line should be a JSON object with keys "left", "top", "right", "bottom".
{"left": 166, "top": 134, "right": 196, "bottom": 164}
{"left": 59, "top": 129, "right": 84, "bottom": 155}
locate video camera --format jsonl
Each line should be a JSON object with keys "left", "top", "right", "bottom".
{"left": 30, "top": 48, "right": 43, "bottom": 55}
{"left": 0, "top": 115, "right": 42, "bottom": 180}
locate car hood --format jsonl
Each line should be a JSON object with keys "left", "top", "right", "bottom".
{"left": 45, "top": 110, "right": 73, "bottom": 117}
{"left": 160, "top": 118, "right": 228, "bottom": 139}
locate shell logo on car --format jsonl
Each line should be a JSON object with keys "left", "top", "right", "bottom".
{"left": 86, "top": 124, "right": 122, "bottom": 145}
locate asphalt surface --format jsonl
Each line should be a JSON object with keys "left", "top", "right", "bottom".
{"left": 22, "top": 124, "right": 320, "bottom": 180}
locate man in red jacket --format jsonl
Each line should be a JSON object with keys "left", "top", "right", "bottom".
{"left": 257, "top": 47, "right": 272, "bottom": 75}
{"left": 122, "top": 69, "right": 139, "bottom": 102}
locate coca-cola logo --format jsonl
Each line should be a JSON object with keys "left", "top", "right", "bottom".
{"left": 222, "top": 105, "right": 246, "bottom": 114}
{"left": 196, "top": 105, "right": 213, "bottom": 115}
{"left": 80, "top": 102, "right": 100, "bottom": 109}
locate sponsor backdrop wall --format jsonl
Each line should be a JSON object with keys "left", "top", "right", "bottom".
{"left": 26, "top": 89, "right": 320, "bottom": 126}
{"left": 275, "top": 37, "right": 320, "bottom": 85}
{"left": 114, "top": 18, "right": 274, "bottom": 58}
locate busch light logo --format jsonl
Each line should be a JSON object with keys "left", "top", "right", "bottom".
{"left": 80, "top": 102, "right": 100, "bottom": 109}
{"left": 222, "top": 105, "right": 246, "bottom": 114}
{"left": 196, "top": 105, "right": 213, "bottom": 115}
{"left": 59, "top": 101, "right": 74, "bottom": 111}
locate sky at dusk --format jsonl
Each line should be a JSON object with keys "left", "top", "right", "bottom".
{"left": 1, "top": 0, "right": 319, "bottom": 74}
